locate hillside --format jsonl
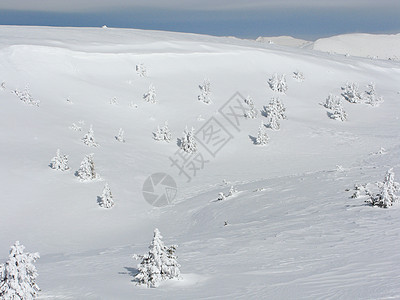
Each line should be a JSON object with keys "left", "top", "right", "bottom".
{"left": 0, "top": 26, "right": 400, "bottom": 299}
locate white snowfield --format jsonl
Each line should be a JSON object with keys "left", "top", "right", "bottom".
{"left": 0, "top": 26, "right": 400, "bottom": 298}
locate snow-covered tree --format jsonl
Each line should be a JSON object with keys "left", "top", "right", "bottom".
{"left": 82, "top": 125, "right": 98, "bottom": 147}
{"left": 49, "top": 149, "right": 69, "bottom": 171}
{"left": 255, "top": 121, "right": 269, "bottom": 145}
{"left": 269, "top": 73, "right": 287, "bottom": 93}
{"left": 153, "top": 121, "right": 171, "bottom": 142}
{"left": 269, "top": 97, "right": 286, "bottom": 120}
{"left": 341, "top": 82, "right": 363, "bottom": 103}
{"left": 244, "top": 96, "right": 257, "bottom": 119}
{"left": 76, "top": 154, "right": 99, "bottom": 181}
{"left": 198, "top": 78, "right": 211, "bottom": 104}
{"left": 322, "top": 94, "right": 340, "bottom": 110}
{"left": 1, "top": 82, "right": 5, "bottom": 90}
{"left": 364, "top": 83, "right": 384, "bottom": 107}
{"left": 109, "top": 97, "right": 118, "bottom": 105}
{"left": 330, "top": 99, "right": 347, "bottom": 121}
{"left": 99, "top": 183, "right": 115, "bottom": 208}
{"left": 13, "top": 87, "right": 40, "bottom": 107}
{"left": 227, "top": 186, "right": 238, "bottom": 197}
{"left": 0, "top": 241, "right": 40, "bottom": 299}
{"left": 143, "top": 83, "right": 156, "bottom": 103}
{"left": 115, "top": 128, "right": 125, "bottom": 143}
{"left": 180, "top": 127, "right": 197, "bottom": 153}
{"left": 133, "top": 228, "right": 180, "bottom": 287}
{"left": 367, "top": 168, "right": 399, "bottom": 208}
{"left": 293, "top": 71, "right": 305, "bottom": 82}
{"left": 136, "top": 64, "right": 147, "bottom": 77}
{"left": 217, "top": 192, "right": 226, "bottom": 201}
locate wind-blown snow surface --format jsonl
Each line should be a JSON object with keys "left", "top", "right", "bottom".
{"left": 0, "top": 26, "right": 400, "bottom": 298}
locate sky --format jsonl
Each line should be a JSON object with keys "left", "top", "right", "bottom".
{"left": 0, "top": 0, "right": 399, "bottom": 40}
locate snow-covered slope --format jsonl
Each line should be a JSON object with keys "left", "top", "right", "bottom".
{"left": 313, "top": 33, "right": 400, "bottom": 60}
{"left": 0, "top": 26, "right": 400, "bottom": 299}
{"left": 256, "top": 35, "right": 312, "bottom": 48}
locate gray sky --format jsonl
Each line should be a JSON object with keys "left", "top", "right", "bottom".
{"left": 0, "top": 0, "right": 399, "bottom": 39}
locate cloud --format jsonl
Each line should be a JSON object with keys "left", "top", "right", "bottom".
{"left": 0, "top": 0, "right": 398, "bottom": 13}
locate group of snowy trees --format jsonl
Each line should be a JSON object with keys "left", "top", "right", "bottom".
{"left": 351, "top": 168, "right": 399, "bottom": 208}
{"left": 323, "top": 81, "right": 383, "bottom": 122}
{"left": 133, "top": 229, "right": 181, "bottom": 287}
{"left": 0, "top": 242, "right": 40, "bottom": 299}
{"left": 217, "top": 186, "right": 238, "bottom": 201}
{"left": 268, "top": 73, "right": 288, "bottom": 93}
{"left": 341, "top": 82, "right": 383, "bottom": 106}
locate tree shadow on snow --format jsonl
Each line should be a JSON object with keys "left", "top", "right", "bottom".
{"left": 120, "top": 267, "right": 139, "bottom": 282}
{"left": 248, "top": 135, "right": 258, "bottom": 145}
{"left": 176, "top": 137, "right": 182, "bottom": 147}
{"left": 96, "top": 196, "right": 102, "bottom": 207}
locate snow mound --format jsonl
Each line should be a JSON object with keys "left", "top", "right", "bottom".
{"left": 313, "top": 33, "right": 400, "bottom": 60}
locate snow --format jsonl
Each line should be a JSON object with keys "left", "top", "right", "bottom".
{"left": 313, "top": 33, "right": 400, "bottom": 60}
{"left": 0, "top": 25, "right": 400, "bottom": 298}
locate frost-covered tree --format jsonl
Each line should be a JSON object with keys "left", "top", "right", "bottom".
{"left": 49, "top": 149, "right": 69, "bottom": 171}
{"left": 269, "top": 97, "right": 286, "bottom": 120}
{"left": 180, "top": 127, "right": 197, "bottom": 153}
{"left": 341, "top": 82, "right": 363, "bottom": 103}
{"left": 198, "top": 78, "right": 211, "bottom": 104}
{"left": 99, "top": 183, "right": 115, "bottom": 208}
{"left": 293, "top": 71, "right": 305, "bottom": 82}
{"left": 322, "top": 94, "right": 340, "bottom": 110}
{"left": 13, "top": 87, "right": 40, "bottom": 107}
{"left": 0, "top": 241, "right": 40, "bottom": 299}
{"left": 255, "top": 121, "right": 269, "bottom": 145}
{"left": 244, "top": 96, "right": 257, "bottom": 119}
{"left": 364, "top": 83, "right": 384, "bottom": 107}
{"left": 143, "top": 83, "right": 156, "bottom": 103}
{"left": 76, "top": 154, "right": 99, "bottom": 181}
{"left": 136, "top": 64, "right": 147, "bottom": 77}
{"left": 115, "top": 128, "right": 125, "bottom": 143}
{"left": 82, "top": 125, "right": 98, "bottom": 147}
{"left": 153, "top": 121, "right": 172, "bottom": 142}
{"left": 330, "top": 99, "right": 347, "bottom": 121}
{"left": 263, "top": 97, "right": 286, "bottom": 130}
{"left": 227, "top": 186, "right": 238, "bottom": 197}
{"left": 269, "top": 73, "right": 287, "bottom": 93}
{"left": 1, "top": 82, "right": 5, "bottom": 90}
{"left": 133, "top": 228, "right": 180, "bottom": 287}
{"left": 109, "top": 97, "right": 118, "bottom": 105}
{"left": 217, "top": 192, "right": 226, "bottom": 201}
{"left": 367, "top": 168, "right": 399, "bottom": 208}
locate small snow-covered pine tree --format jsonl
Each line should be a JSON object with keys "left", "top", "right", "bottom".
{"left": 153, "top": 121, "right": 172, "bottom": 142}
{"left": 115, "top": 128, "right": 125, "bottom": 143}
{"left": 76, "top": 154, "right": 99, "bottom": 181}
{"left": 136, "top": 64, "right": 147, "bottom": 77}
{"left": 133, "top": 228, "right": 180, "bottom": 287}
{"left": 330, "top": 99, "right": 347, "bottom": 121}
{"left": 0, "top": 241, "right": 40, "bottom": 299}
{"left": 255, "top": 122, "right": 269, "bottom": 145}
{"left": 82, "top": 125, "right": 98, "bottom": 147}
{"left": 217, "top": 192, "right": 226, "bottom": 201}
{"left": 244, "top": 96, "right": 257, "bottom": 119}
{"left": 293, "top": 71, "right": 305, "bottom": 82}
{"left": 364, "top": 83, "right": 384, "bottom": 107}
{"left": 227, "top": 186, "right": 238, "bottom": 197}
{"left": 180, "top": 127, "right": 197, "bottom": 153}
{"left": 269, "top": 74, "right": 287, "bottom": 93}
{"left": 198, "top": 78, "right": 211, "bottom": 104}
{"left": 270, "top": 97, "right": 287, "bottom": 120}
{"left": 268, "top": 73, "right": 279, "bottom": 92}
{"left": 99, "top": 183, "right": 115, "bottom": 208}
{"left": 341, "top": 82, "right": 363, "bottom": 103}
{"left": 367, "top": 168, "right": 399, "bottom": 208}
{"left": 50, "top": 149, "right": 69, "bottom": 171}
{"left": 143, "top": 83, "right": 156, "bottom": 103}
{"left": 323, "top": 94, "right": 340, "bottom": 110}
